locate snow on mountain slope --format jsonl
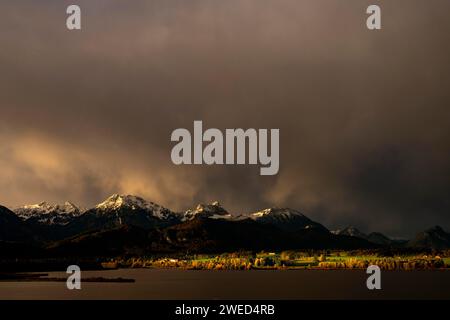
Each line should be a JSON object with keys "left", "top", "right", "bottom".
{"left": 14, "top": 201, "right": 83, "bottom": 225}
{"left": 251, "top": 208, "right": 305, "bottom": 220}
{"left": 95, "top": 194, "right": 176, "bottom": 220}
{"left": 249, "top": 207, "right": 328, "bottom": 232}
{"left": 181, "top": 204, "right": 327, "bottom": 233}
{"left": 182, "top": 201, "right": 232, "bottom": 221}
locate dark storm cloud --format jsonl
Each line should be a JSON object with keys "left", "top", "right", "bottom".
{"left": 0, "top": 0, "right": 449, "bottom": 237}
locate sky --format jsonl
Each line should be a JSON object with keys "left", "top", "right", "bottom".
{"left": 0, "top": 0, "right": 449, "bottom": 237}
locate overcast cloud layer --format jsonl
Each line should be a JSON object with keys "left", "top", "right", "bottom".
{"left": 0, "top": 0, "right": 449, "bottom": 237}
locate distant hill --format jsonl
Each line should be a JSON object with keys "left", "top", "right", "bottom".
{"left": 332, "top": 226, "right": 367, "bottom": 239}
{"left": 332, "top": 226, "right": 394, "bottom": 246}
{"left": 407, "top": 226, "right": 450, "bottom": 250}
{"left": 367, "top": 232, "right": 393, "bottom": 246}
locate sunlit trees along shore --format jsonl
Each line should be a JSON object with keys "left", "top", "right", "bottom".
{"left": 110, "top": 250, "right": 450, "bottom": 271}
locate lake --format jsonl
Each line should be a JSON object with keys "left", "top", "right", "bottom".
{"left": 0, "top": 269, "right": 449, "bottom": 299}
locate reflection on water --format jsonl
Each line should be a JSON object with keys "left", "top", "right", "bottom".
{"left": 0, "top": 269, "right": 449, "bottom": 300}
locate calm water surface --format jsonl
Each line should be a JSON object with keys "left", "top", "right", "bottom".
{"left": 0, "top": 269, "right": 449, "bottom": 300}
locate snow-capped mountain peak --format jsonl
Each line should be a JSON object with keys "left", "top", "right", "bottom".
{"left": 14, "top": 201, "right": 83, "bottom": 225}
{"left": 250, "top": 207, "right": 305, "bottom": 220}
{"left": 248, "top": 207, "right": 327, "bottom": 232}
{"left": 16, "top": 201, "right": 82, "bottom": 215}
{"left": 183, "top": 201, "right": 230, "bottom": 221}
{"left": 95, "top": 194, "right": 173, "bottom": 220}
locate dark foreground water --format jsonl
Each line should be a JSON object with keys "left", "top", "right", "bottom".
{"left": 0, "top": 269, "right": 449, "bottom": 300}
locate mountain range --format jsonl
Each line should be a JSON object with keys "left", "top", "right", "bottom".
{"left": 0, "top": 194, "right": 448, "bottom": 257}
